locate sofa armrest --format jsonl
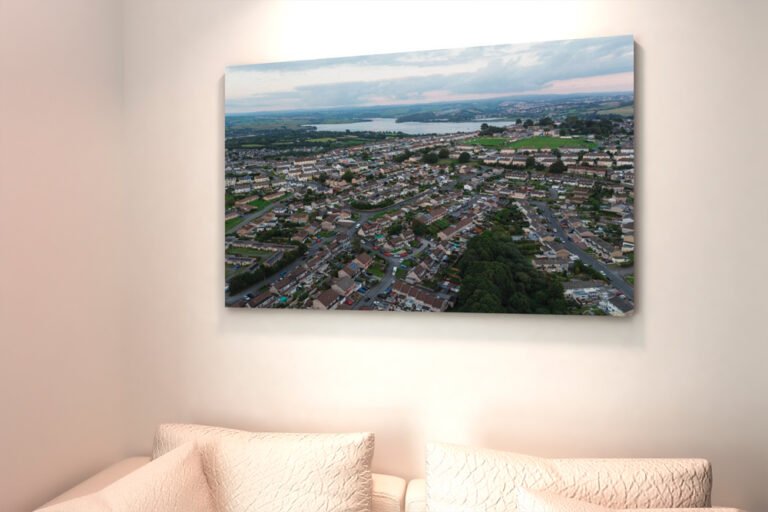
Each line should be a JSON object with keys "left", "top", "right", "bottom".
{"left": 41, "top": 456, "right": 151, "bottom": 507}
{"left": 373, "top": 472, "right": 407, "bottom": 512}
{"left": 405, "top": 478, "right": 426, "bottom": 512}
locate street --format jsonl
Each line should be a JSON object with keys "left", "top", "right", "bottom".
{"left": 532, "top": 201, "right": 634, "bottom": 300}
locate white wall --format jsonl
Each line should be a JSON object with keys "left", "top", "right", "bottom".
{"left": 3, "top": 1, "right": 767, "bottom": 511}
{"left": 120, "top": 1, "right": 768, "bottom": 510}
{"left": 0, "top": 1, "right": 127, "bottom": 511}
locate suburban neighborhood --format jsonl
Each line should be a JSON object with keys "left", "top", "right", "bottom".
{"left": 224, "top": 110, "right": 635, "bottom": 316}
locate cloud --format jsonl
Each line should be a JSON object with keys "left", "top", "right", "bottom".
{"left": 225, "top": 35, "right": 633, "bottom": 113}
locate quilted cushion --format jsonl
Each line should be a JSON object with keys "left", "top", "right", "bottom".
{"left": 37, "top": 442, "right": 215, "bottom": 512}
{"left": 516, "top": 488, "right": 745, "bottom": 512}
{"left": 426, "top": 442, "right": 712, "bottom": 512}
{"left": 153, "top": 423, "right": 374, "bottom": 512}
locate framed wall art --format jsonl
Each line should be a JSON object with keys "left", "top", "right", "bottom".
{"left": 224, "top": 35, "right": 634, "bottom": 315}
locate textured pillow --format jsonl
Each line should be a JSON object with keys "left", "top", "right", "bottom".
{"left": 37, "top": 442, "right": 215, "bottom": 512}
{"left": 425, "top": 442, "right": 712, "bottom": 512}
{"left": 515, "top": 488, "right": 746, "bottom": 512}
{"left": 517, "top": 488, "right": 609, "bottom": 512}
{"left": 153, "top": 423, "right": 374, "bottom": 512}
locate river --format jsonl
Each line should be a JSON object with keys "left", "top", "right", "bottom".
{"left": 304, "top": 117, "right": 516, "bottom": 135}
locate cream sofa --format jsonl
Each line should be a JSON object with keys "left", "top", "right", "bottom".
{"left": 38, "top": 426, "right": 746, "bottom": 512}
{"left": 42, "top": 456, "right": 406, "bottom": 512}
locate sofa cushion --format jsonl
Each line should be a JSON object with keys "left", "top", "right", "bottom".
{"left": 154, "top": 423, "right": 374, "bottom": 512}
{"left": 37, "top": 443, "right": 215, "bottom": 512}
{"left": 425, "top": 442, "right": 712, "bottom": 512}
{"left": 516, "top": 488, "right": 745, "bottom": 512}
{"left": 41, "top": 457, "right": 151, "bottom": 507}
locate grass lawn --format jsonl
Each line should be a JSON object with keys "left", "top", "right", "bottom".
{"left": 225, "top": 217, "right": 242, "bottom": 231}
{"left": 468, "top": 135, "right": 596, "bottom": 150}
{"left": 371, "top": 209, "right": 397, "bottom": 220}
{"left": 508, "top": 136, "right": 596, "bottom": 150}
{"left": 597, "top": 105, "right": 634, "bottom": 116}
{"left": 247, "top": 193, "right": 290, "bottom": 210}
{"left": 369, "top": 262, "right": 385, "bottom": 278}
{"left": 427, "top": 218, "right": 452, "bottom": 235}
{"left": 317, "top": 230, "right": 336, "bottom": 238}
{"left": 247, "top": 199, "right": 270, "bottom": 209}
{"left": 226, "top": 247, "right": 271, "bottom": 258}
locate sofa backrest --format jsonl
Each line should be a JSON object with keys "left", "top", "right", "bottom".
{"left": 424, "top": 443, "right": 713, "bottom": 512}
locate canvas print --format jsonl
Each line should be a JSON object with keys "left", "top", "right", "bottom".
{"left": 225, "top": 35, "right": 635, "bottom": 315}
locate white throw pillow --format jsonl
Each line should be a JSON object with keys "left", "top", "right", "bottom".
{"left": 517, "top": 488, "right": 610, "bottom": 512}
{"left": 153, "top": 423, "right": 375, "bottom": 512}
{"left": 515, "top": 489, "right": 745, "bottom": 512}
{"left": 38, "top": 442, "right": 215, "bottom": 512}
{"left": 425, "top": 442, "right": 712, "bottom": 512}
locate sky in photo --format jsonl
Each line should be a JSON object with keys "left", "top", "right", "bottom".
{"left": 225, "top": 35, "right": 633, "bottom": 114}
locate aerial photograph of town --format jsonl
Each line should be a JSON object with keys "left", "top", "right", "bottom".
{"left": 224, "top": 35, "right": 635, "bottom": 315}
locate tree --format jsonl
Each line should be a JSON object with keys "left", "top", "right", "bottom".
{"left": 458, "top": 152, "right": 471, "bottom": 163}
{"left": 393, "top": 149, "right": 411, "bottom": 163}
{"left": 538, "top": 117, "right": 554, "bottom": 126}
{"left": 342, "top": 170, "right": 354, "bottom": 183}
{"left": 318, "top": 172, "right": 328, "bottom": 184}
{"left": 549, "top": 159, "right": 567, "bottom": 174}
{"left": 523, "top": 119, "right": 534, "bottom": 128}
{"left": 438, "top": 148, "right": 450, "bottom": 159}
{"left": 525, "top": 155, "right": 536, "bottom": 169}
{"left": 552, "top": 148, "right": 562, "bottom": 158}
{"left": 412, "top": 220, "right": 428, "bottom": 237}
{"left": 422, "top": 152, "right": 439, "bottom": 164}
{"left": 451, "top": 229, "right": 568, "bottom": 314}
{"left": 387, "top": 223, "right": 403, "bottom": 236}
{"left": 515, "top": 118, "right": 522, "bottom": 125}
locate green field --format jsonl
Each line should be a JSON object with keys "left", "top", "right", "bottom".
{"left": 597, "top": 105, "right": 634, "bottom": 116}
{"left": 226, "top": 247, "right": 271, "bottom": 258}
{"left": 225, "top": 217, "right": 243, "bottom": 231}
{"left": 247, "top": 199, "right": 270, "bottom": 209}
{"left": 247, "top": 193, "right": 290, "bottom": 210}
{"left": 369, "top": 261, "right": 385, "bottom": 278}
{"left": 468, "top": 135, "right": 596, "bottom": 150}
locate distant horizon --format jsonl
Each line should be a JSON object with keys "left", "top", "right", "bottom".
{"left": 226, "top": 35, "right": 634, "bottom": 114}
{"left": 225, "top": 90, "right": 634, "bottom": 118}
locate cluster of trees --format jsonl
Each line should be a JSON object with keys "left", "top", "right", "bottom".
{"left": 393, "top": 149, "right": 412, "bottom": 163}
{"left": 479, "top": 123, "right": 505, "bottom": 136}
{"left": 549, "top": 159, "right": 567, "bottom": 173}
{"left": 558, "top": 116, "right": 617, "bottom": 138}
{"left": 451, "top": 229, "right": 569, "bottom": 314}
{"left": 387, "top": 222, "right": 403, "bottom": 236}
{"left": 226, "top": 128, "right": 396, "bottom": 152}
{"left": 228, "top": 243, "right": 308, "bottom": 295}
{"left": 490, "top": 206, "right": 528, "bottom": 236}
{"left": 350, "top": 198, "right": 396, "bottom": 210}
{"left": 573, "top": 260, "right": 609, "bottom": 282}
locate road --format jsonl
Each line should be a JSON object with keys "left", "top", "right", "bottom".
{"left": 226, "top": 210, "right": 374, "bottom": 306}
{"left": 226, "top": 178, "right": 457, "bottom": 307}
{"left": 531, "top": 201, "right": 634, "bottom": 301}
